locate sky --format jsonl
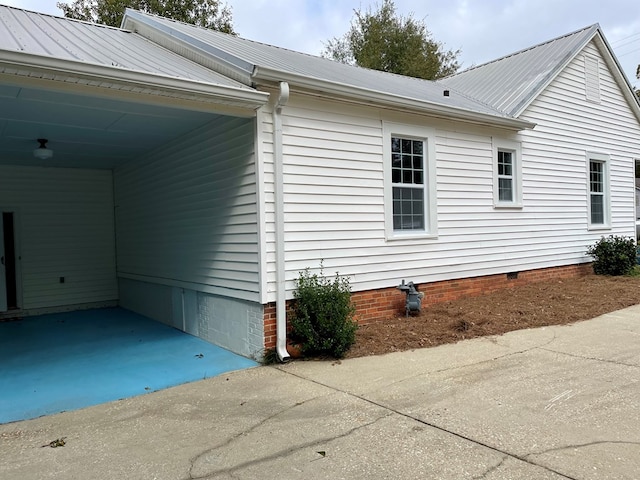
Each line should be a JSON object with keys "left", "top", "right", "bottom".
{"left": 2, "top": 0, "right": 639, "bottom": 89}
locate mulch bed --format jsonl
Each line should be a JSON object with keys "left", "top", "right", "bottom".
{"left": 345, "top": 275, "right": 640, "bottom": 358}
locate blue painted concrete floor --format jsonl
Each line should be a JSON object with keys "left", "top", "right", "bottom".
{"left": 0, "top": 308, "right": 257, "bottom": 424}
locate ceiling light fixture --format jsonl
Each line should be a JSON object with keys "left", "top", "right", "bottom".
{"left": 33, "top": 138, "right": 53, "bottom": 160}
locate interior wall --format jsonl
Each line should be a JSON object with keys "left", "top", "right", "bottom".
{"left": 114, "top": 116, "right": 264, "bottom": 357}
{"left": 0, "top": 165, "right": 118, "bottom": 311}
{"left": 114, "top": 116, "right": 261, "bottom": 302}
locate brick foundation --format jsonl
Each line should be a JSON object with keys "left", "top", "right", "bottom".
{"left": 263, "top": 263, "right": 593, "bottom": 349}
{"left": 263, "top": 303, "right": 277, "bottom": 350}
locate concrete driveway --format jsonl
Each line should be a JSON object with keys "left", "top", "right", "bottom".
{"left": 1, "top": 306, "right": 639, "bottom": 479}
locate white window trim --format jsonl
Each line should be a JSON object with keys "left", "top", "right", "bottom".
{"left": 383, "top": 122, "right": 437, "bottom": 240}
{"left": 492, "top": 138, "right": 523, "bottom": 208}
{"left": 586, "top": 151, "right": 611, "bottom": 230}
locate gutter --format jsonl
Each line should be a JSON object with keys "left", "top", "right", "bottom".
{"left": 253, "top": 66, "right": 535, "bottom": 131}
{"left": 0, "top": 50, "right": 268, "bottom": 109}
{"left": 272, "top": 81, "right": 291, "bottom": 363}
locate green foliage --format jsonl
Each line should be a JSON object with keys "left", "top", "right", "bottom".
{"left": 290, "top": 265, "right": 358, "bottom": 358}
{"left": 56, "top": 0, "right": 235, "bottom": 32}
{"left": 586, "top": 235, "right": 637, "bottom": 276}
{"left": 261, "top": 348, "right": 278, "bottom": 365}
{"left": 322, "top": 0, "right": 460, "bottom": 80}
{"left": 628, "top": 265, "right": 640, "bottom": 277}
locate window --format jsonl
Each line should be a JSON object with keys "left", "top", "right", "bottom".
{"left": 493, "top": 139, "right": 522, "bottom": 207}
{"left": 587, "top": 152, "right": 610, "bottom": 228}
{"left": 383, "top": 122, "right": 437, "bottom": 239}
{"left": 392, "top": 137, "right": 424, "bottom": 230}
{"left": 497, "top": 150, "right": 514, "bottom": 202}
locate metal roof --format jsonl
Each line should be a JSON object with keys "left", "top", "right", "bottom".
{"left": 0, "top": 5, "right": 249, "bottom": 89}
{"left": 440, "top": 25, "right": 600, "bottom": 117}
{"left": 123, "top": 10, "right": 531, "bottom": 128}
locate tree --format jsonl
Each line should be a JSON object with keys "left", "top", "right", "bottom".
{"left": 636, "top": 64, "right": 639, "bottom": 99}
{"left": 322, "top": 0, "right": 459, "bottom": 80}
{"left": 56, "top": 0, "right": 235, "bottom": 33}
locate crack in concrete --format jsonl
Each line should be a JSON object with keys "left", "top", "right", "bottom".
{"left": 183, "top": 395, "right": 319, "bottom": 479}
{"left": 202, "top": 330, "right": 635, "bottom": 480}
{"left": 186, "top": 411, "right": 392, "bottom": 479}
{"left": 280, "top": 367, "right": 579, "bottom": 480}
{"left": 470, "top": 455, "right": 508, "bottom": 480}
{"left": 357, "top": 396, "right": 578, "bottom": 480}
{"left": 538, "top": 347, "right": 640, "bottom": 369}
{"left": 525, "top": 440, "right": 640, "bottom": 459}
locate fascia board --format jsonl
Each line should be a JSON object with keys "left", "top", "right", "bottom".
{"left": 0, "top": 50, "right": 268, "bottom": 109}
{"left": 253, "top": 66, "right": 535, "bottom": 131}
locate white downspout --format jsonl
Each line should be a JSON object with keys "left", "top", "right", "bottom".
{"left": 273, "top": 81, "right": 290, "bottom": 363}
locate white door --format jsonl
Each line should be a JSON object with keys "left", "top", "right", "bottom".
{"left": 0, "top": 214, "right": 6, "bottom": 312}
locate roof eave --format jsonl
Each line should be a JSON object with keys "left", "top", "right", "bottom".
{"left": 0, "top": 49, "right": 268, "bottom": 110}
{"left": 254, "top": 66, "right": 535, "bottom": 131}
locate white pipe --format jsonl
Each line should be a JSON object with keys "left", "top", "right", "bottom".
{"left": 273, "top": 81, "right": 290, "bottom": 363}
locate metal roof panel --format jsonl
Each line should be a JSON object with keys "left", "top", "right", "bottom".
{"left": 440, "top": 25, "right": 600, "bottom": 116}
{"left": 124, "top": 10, "right": 523, "bottom": 122}
{"left": 0, "top": 5, "right": 250, "bottom": 90}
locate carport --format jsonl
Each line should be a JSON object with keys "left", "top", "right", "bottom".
{"left": 0, "top": 5, "right": 269, "bottom": 416}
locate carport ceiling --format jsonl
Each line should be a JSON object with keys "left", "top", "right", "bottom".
{"left": 0, "top": 82, "right": 221, "bottom": 169}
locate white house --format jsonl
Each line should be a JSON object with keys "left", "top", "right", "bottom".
{"left": 1, "top": 6, "right": 639, "bottom": 361}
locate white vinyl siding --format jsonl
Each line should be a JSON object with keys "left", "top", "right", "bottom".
{"left": 259, "top": 38, "right": 640, "bottom": 303}
{"left": 115, "top": 117, "right": 260, "bottom": 302}
{"left": 0, "top": 166, "right": 117, "bottom": 309}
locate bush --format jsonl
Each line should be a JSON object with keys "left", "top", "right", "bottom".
{"left": 289, "top": 265, "right": 358, "bottom": 358}
{"left": 586, "top": 235, "right": 637, "bottom": 276}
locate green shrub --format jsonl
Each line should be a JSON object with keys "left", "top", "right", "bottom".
{"left": 289, "top": 265, "right": 357, "bottom": 358}
{"left": 261, "top": 348, "right": 278, "bottom": 365}
{"left": 586, "top": 235, "right": 637, "bottom": 276}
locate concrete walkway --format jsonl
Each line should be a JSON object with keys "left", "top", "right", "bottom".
{"left": 1, "top": 306, "right": 639, "bottom": 479}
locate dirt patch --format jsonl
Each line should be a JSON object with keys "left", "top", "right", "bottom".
{"left": 345, "top": 274, "right": 640, "bottom": 358}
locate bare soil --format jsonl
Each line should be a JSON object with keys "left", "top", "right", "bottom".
{"left": 345, "top": 274, "right": 640, "bottom": 358}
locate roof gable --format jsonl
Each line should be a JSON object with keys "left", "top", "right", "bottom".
{"left": 442, "top": 24, "right": 640, "bottom": 122}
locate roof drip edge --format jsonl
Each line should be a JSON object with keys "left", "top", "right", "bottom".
{"left": 0, "top": 49, "right": 268, "bottom": 109}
